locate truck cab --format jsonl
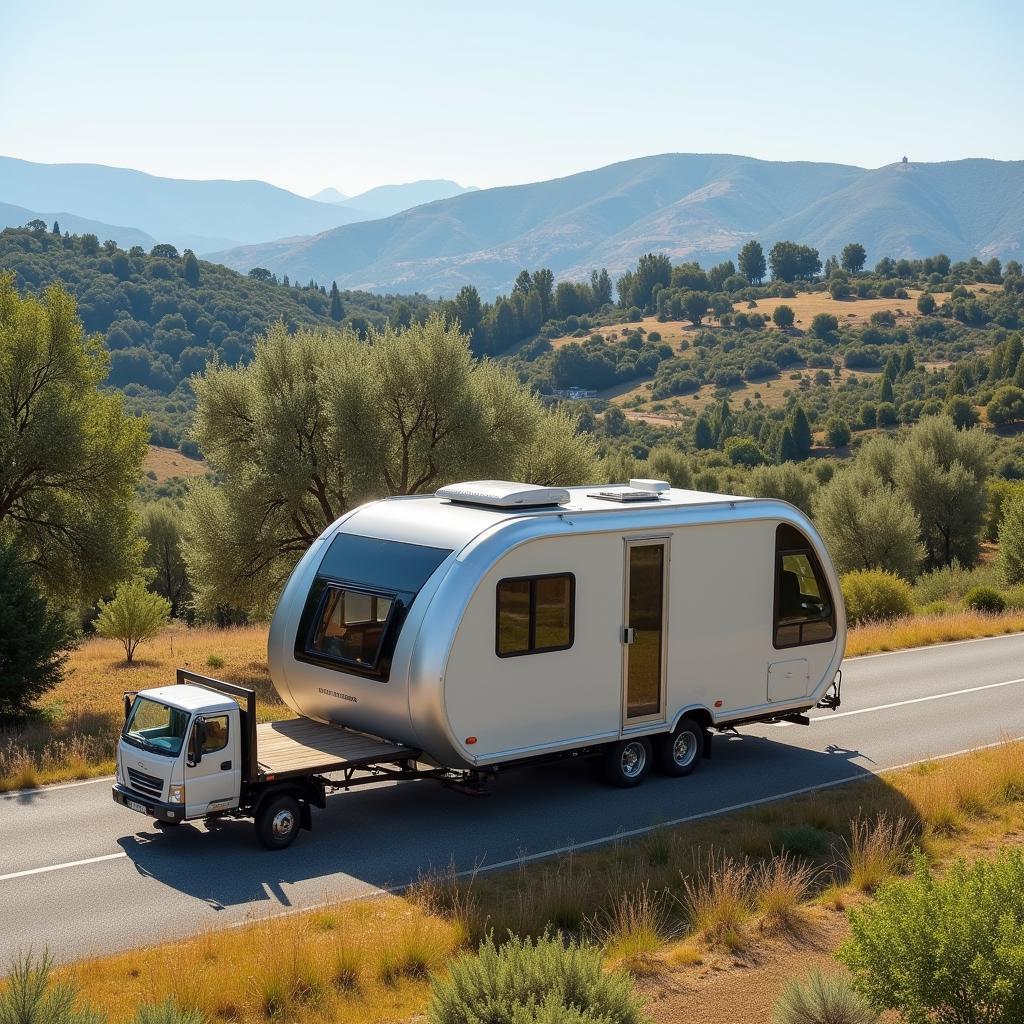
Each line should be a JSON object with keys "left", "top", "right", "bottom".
{"left": 113, "top": 685, "right": 243, "bottom": 824}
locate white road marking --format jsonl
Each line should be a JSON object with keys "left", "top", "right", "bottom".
{"left": 809, "top": 676, "right": 1024, "bottom": 722}
{"left": 0, "top": 852, "right": 127, "bottom": 882}
{"left": 1, "top": 775, "right": 115, "bottom": 799}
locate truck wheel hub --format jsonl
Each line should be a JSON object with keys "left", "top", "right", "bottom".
{"left": 621, "top": 742, "right": 646, "bottom": 778}
{"left": 673, "top": 731, "right": 697, "bottom": 766}
{"left": 272, "top": 809, "right": 295, "bottom": 837}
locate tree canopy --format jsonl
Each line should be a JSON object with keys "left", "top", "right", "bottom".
{"left": 0, "top": 274, "right": 147, "bottom": 602}
{"left": 182, "top": 315, "right": 597, "bottom": 613}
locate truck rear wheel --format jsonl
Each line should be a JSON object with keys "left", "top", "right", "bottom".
{"left": 604, "top": 738, "right": 653, "bottom": 787}
{"left": 255, "top": 794, "right": 301, "bottom": 850}
{"left": 655, "top": 717, "right": 704, "bottom": 777}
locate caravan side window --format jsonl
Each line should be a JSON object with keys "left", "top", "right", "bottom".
{"left": 496, "top": 574, "right": 575, "bottom": 657}
{"left": 773, "top": 524, "right": 836, "bottom": 648}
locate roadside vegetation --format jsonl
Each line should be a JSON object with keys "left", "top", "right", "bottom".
{"left": 8, "top": 738, "right": 1022, "bottom": 1023}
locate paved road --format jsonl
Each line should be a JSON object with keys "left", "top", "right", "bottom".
{"left": 4, "top": 633, "right": 1024, "bottom": 963}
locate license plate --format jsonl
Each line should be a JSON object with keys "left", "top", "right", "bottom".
{"left": 127, "top": 799, "right": 147, "bottom": 813}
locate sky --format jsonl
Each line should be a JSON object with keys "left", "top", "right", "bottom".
{"left": 2, "top": 0, "right": 1021, "bottom": 198}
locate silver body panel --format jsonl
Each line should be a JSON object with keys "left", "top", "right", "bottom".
{"left": 267, "top": 488, "right": 846, "bottom": 770}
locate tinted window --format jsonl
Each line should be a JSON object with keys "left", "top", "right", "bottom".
{"left": 774, "top": 524, "right": 836, "bottom": 647}
{"left": 497, "top": 574, "right": 574, "bottom": 657}
{"left": 318, "top": 533, "right": 451, "bottom": 593}
{"left": 308, "top": 586, "right": 395, "bottom": 668}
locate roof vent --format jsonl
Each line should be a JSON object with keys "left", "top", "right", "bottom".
{"left": 588, "top": 488, "right": 663, "bottom": 504}
{"left": 436, "top": 480, "right": 571, "bottom": 509}
{"left": 629, "top": 478, "right": 670, "bottom": 493}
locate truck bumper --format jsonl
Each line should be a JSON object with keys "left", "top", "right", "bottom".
{"left": 111, "top": 784, "right": 185, "bottom": 823}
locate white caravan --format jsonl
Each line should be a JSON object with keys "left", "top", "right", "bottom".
{"left": 113, "top": 479, "right": 844, "bottom": 848}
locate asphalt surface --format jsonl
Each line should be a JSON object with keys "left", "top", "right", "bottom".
{"left": 4, "top": 632, "right": 1024, "bottom": 964}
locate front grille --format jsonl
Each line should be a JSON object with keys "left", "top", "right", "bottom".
{"left": 126, "top": 766, "right": 163, "bottom": 800}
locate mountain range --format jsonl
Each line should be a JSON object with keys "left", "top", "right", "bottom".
{"left": 2, "top": 153, "right": 1022, "bottom": 299}
{"left": 0, "top": 157, "right": 473, "bottom": 252}
{"left": 211, "top": 154, "right": 1024, "bottom": 297}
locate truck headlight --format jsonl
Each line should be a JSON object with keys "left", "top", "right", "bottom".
{"left": 168, "top": 785, "right": 184, "bottom": 804}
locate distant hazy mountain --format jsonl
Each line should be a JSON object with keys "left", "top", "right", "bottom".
{"left": 310, "top": 186, "right": 350, "bottom": 204}
{"left": 0, "top": 201, "right": 156, "bottom": 250}
{"left": 212, "top": 154, "right": 1024, "bottom": 297}
{"left": 0, "top": 156, "right": 365, "bottom": 251}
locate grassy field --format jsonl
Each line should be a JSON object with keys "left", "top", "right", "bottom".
{"left": 47, "top": 738, "right": 1024, "bottom": 1023}
{"left": 5, "top": 610, "right": 1024, "bottom": 793}
{"left": 0, "top": 625, "right": 281, "bottom": 792}
{"left": 142, "top": 445, "right": 209, "bottom": 484}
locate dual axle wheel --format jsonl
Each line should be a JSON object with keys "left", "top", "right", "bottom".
{"left": 603, "top": 717, "right": 705, "bottom": 787}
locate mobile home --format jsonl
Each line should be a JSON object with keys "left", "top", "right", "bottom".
{"left": 113, "top": 479, "right": 844, "bottom": 848}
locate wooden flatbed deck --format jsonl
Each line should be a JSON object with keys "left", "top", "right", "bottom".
{"left": 256, "top": 718, "right": 417, "bottom": 776}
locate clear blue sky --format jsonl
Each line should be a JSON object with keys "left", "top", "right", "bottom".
{"left": 2, "top": 0, "right": 1021, "bottom": 197}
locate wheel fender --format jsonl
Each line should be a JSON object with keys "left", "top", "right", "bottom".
{"left": 252, "top": 783, "right": 315, "bottom": 831}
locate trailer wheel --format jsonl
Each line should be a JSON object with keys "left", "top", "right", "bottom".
{"left": 255, "top": 794, "right": 301, "bottom": 850}
{"left": 655, "top": 717, "right": 703, "bottom": 777}
{"left": 604, "top": 738, "right": 653, "bottom": 787}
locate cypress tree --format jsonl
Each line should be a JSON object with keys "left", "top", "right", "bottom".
{"left": 329, "top": 282, "right": 344, "bottom": 322}
{"left": 694, "top": 417, "right": 715, "bottom": 450}
{"left": 789, "top": 405, "right": 813, "bottom": 459}
{"left": 182, "top": 250, "right": 200, "bottom": 285}
{"left": 51, "top": 220, "right": 60, "bottom": 235}
{"left": 777, "top": 426, "right": 798, "bottom": 463}
{"left": 879, "top": 375, "right": 894, "bottom": 403}
{"left": 901, "top": 347, "right": 915, "bottom": 375}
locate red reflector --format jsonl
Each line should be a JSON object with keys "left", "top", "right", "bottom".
{"left": 265, "top": 774, "right": 275, "bottom": 781}
{"left": 465, "top": 736, "right": 477, "bottom": 745}
{"left": 714, "top": 700, "right": 723, "bottom": 708}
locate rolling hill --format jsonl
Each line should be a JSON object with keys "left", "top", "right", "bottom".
{"left": 0, "top": 156, "right": 366, "bottom": 252}
{"left": 212, "top": 154, "right": 1024, "bottom": 297}
{"left": 0, "top": 201, "right": 156, "bottom": 250}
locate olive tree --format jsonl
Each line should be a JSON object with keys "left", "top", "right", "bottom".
{"left": 813, "top": 462, "right": 924, "bottom": 580}
{"left": 183, "top": 316, "right": 597, "bottom": 613}
{"left": 0, "top": 274, "right": 147, "bottom": 602}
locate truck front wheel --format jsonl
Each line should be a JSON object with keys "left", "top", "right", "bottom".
{"left": 255, "top": 794, "right": 301, "bottom": 850}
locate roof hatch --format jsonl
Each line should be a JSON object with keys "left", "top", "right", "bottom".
{"left": 435, "top": 480, "right": 571, "bottom": 509}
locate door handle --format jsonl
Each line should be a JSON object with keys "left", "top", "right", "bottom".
{"left": 622, "top": 626, "right": 636, "bottom": 645}
{"left": 220, "top": 761, "right": 232, "bottom": 771}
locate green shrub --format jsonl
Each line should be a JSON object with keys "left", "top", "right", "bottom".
{"left": 998, "top": 491, "right": 1024, "bottom": 585}
{"left": 0, "top": 951, "right": 104, "bottom": 1024}
{"left": 964, "top": 585, "right": 1006, "bottom": 613}
{"left": 774, "top": 825, "right": 831, "bottom": 859}
{"left": 841, "top": 570, "right": 914, "bottom": 625}
{"left": 912, "top": 561, "right": 999, "bottom": 606}
{"left": 839, "top": 850, "right": 1024, "bottom": 1024}
{"left": 426, "top": 932, "right": 649, "bottom": 1024}
{"left": 918, "top": 600, "right": 952, "bottom": 616}
{"left": 94, "top": 578, "right": 171, "bottom": 664}
{"left": 773, "top": 971, "right": 877, "bottom": 1024}
{"left": 131, "top": 1000, "right": 207, "bottom": 1024}
{"left": 205, "top": 654, "right": 225, "bottom": 670}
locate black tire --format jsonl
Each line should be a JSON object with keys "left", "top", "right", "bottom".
{"left": 603, "top": 737, "right": 653, "bottom": 787}
{"left": 155, "top": 818, "right": 181, "bottom": 827}
{"left": 655, "top": 717, "right": 704, "bottom": 777}
{"left": 255, "top": 793, "right": 301, "bottom": 850}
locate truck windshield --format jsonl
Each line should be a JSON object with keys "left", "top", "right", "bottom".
{"left": 123, "top": 697, "right": 191, "bottom": 756}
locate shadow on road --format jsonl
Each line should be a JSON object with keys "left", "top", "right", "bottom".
{"left": 111, "top": 728, "right": 917, "bottom": 913}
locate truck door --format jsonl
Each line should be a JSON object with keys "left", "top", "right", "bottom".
{"left": 184, "top": 709, "right": 241, "bottom": 818}
{"left": 622, "top": 538, "right": 670, "bottom": 728}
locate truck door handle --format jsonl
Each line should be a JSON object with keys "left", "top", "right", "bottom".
{"left": 220, "top": 761, "right": 232, "bottom": 771}
{"left": 622, "top": 626, "right": 636, "bottom": 645}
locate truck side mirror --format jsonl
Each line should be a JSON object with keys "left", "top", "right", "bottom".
{"left": 123, "top": 692, "right": 137, "bottom": 722}
{"left": 187, "top": 717, "right": 206, "bottom": 766}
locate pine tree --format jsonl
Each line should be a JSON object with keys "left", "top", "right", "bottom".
{"left": 901, "top": 348, "right": 915, "bottom": 375}
{"left": 880, "top": 375, "right": 894, "bottom": 403}
{"left": 51, "top": 220, "right": 60, "bottom": 235}
{"left": 1013, "top": 354, "right": 1024, "bottom": 389}
{"left": 329, "top": 282, "right": 344, "bottom": 322}
{"left": 776, "top": 426, "right": 798, "bottom": 463}
{"left": 714, "top": 398, "right": 733, "bottom": 443}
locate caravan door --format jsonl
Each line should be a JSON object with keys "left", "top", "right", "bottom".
{"left": 621, "top": 538, "right": 670, "bottom": 728}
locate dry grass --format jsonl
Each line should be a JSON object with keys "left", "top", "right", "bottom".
{"left": 43, "top": 739, "right": 1024, "bottom": 1023}
{"left": 61, "top": 897, "right": 462, "bottom": 1024}
{"left": 0, "top": 623, "right": 280, "bottom": 792}
{"left": 142, "top": 445, "right": 209, "bottom": 484}
{"left": 846, "top": 609, "right": 1024, "bottom": 657}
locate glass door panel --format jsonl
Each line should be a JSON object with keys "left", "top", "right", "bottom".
{"left": 624, "top": 542, "right": 667, "bottom": 721}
